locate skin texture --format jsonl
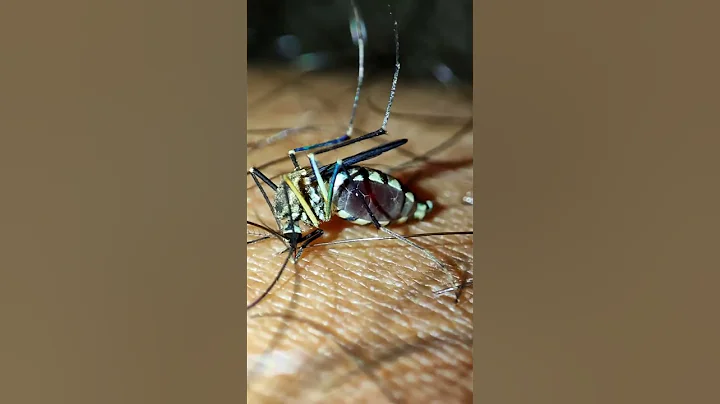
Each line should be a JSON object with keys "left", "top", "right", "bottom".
{"left": 247, "top": 67, "right": 473, "bottom": 403}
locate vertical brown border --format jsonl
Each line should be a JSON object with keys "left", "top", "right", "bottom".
{"left": 1, "top": 1, "right": 246, "bottom": 403}
{"left": 239, "top": 3, "right": 249, "bottom": 402}
{"left": 476, "top": 1, "right": 720, "bottom": 403}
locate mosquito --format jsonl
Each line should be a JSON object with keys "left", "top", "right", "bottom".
{"left": 247, "top": 1, "right": 471, "bottom": 309}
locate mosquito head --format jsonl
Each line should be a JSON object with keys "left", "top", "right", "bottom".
{"left": 284, "top": 228, "right": 300, "bottom": 246}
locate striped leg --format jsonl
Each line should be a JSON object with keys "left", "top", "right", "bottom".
{"left": 288, "top": 134, "right": 351, "bottom": 169}
{"left": 285, "top": 0, "right": 367, "bottom": 171}
{"left": 288, "top": 127, "right": 390, "bottom": 172}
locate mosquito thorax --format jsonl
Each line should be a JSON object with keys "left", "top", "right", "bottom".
{"left": 272, "top": 167, "right": 330, "bottom": 231}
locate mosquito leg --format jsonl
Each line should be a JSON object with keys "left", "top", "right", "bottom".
{"left": 295, "top": 1, "right": 397, "bottom": 168}
{"left": 300, "top": 3, "right": 399, "bottom": 175}
{"left": 381, "top": 9, "right": 400, "bottom": 131}
{"left": 248, "top": 167, "right": 282, "bottom": 232}
{"left": 245, "top": 129, "right": 389, "bottom": 194}
{"left": 245, "top": 169, "right": 297, "bottom": 311}
{"left": 293, "top": 135, "right": 352, "bottom": 155}
{"left": 287, "top": 133, "right": 354, "bottom": 169}
{"left": 281, "top": 0, "right": 367, "bottom": 165}
{"left": 308, "top": 153, "right": 329, "bottom": 206}
{"left": 246, "top": 189, "right": 305, "bottom": 312}
{"left": 324, "top": 159, "right": 344, "bottom": 217}
{"left": 295, "top": 228, "right": 324, "bottom": 262}
{"left": 314, "top": 128, "right": 388, "bottom": 159}
{"left": 249, "top": 166, "right": 277, "bottom": 191}
{"left": 378, "top": 227, "right": 459, "bottom": 296}
{"left": 336, "top": 165, "right": 458, "bottom": 294}
{"left": 347, "top": 0, "right": 366, "bottom": 139}
{"left": 287, "top": 127, "right": 390, "bottom": 170}
{"left": 246, "top": 218, "right": 302, "bottom": 311}
{"left": 287, "top": 129, "right": 370, "bottom": 169}
{"left": 310, "top": 136, "right": 406, "bottom": 182}
{"left": 451, "top": 270, "right": 471, "bottom": 303}
{"left": 454, "top": 282, "right": 466, "bottom": 303}
{"left": 434, "top": 278, "right": 473, "bottom": 297}
{"left": 247, "top": 249, "right": 292, "bottom": 311}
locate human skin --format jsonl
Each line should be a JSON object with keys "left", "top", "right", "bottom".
{"left": 246, "top": 68, "right": 473, "bottom": 403}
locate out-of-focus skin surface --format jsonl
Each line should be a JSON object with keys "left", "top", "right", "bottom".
{"left": 247, "top": 66, "right": 473, "bottom": 403}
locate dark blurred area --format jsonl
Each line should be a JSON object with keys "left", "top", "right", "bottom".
{"left": 248, "top": 0, "right": 472, "bottom": 85}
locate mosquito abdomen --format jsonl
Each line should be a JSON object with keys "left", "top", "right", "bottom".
{"left": 332, "top": 166, "right": 433, "bottom": 226}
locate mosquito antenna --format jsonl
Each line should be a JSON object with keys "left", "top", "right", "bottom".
{"left": 381, "top": 5, "right": 400, "bottom": 131}
{"left": 346, "top": 0, "right": 366, "bottom": 138}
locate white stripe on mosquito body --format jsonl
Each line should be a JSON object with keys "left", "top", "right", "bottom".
{"left": 330, "top": 166, "right": 433, "bottom": 225}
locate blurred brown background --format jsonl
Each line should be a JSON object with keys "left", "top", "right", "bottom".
{"left": 1, "top": 1, "right": 246, "bottom": 403}
{"left": 477, "top": 1, "right": 720, "bottom": 403}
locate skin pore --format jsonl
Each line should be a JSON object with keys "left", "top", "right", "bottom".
{"left": 247, "top": 67, "right": 473, "bottom": 403}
